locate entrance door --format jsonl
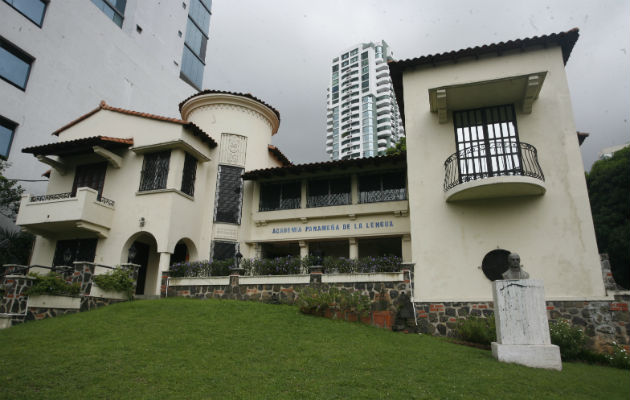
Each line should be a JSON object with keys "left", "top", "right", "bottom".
{"left": 73, "top": 162, "right": 107, "bottom": 199}
{"left": 130, "top": 242, "right": 150, "bottom": 295}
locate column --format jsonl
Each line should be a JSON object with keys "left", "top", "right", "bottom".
{"left": 349, "top": 238, "right": 358, "bottom": 260}
{"left": 155, "top": 252, "right": 171, "bottom": 296}
{"left": 300, "top": 179, "right": 307, "bottom": 209}
{"left": 299, "top": 241, "right": 309, "bottom": 258}
{"left": 351, "top": 174, "right": 359, "bottom": 204}
{"left": 402, "top": 234, "right": 412, "bottom": 263}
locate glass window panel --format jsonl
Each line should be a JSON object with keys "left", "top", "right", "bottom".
{"left": 185, "top": 18, "right": 207, "bottom": 60}
{"left": 0, "top": 39, "right": 32, "bottom": 89}
{"left": 4, "top": 0, "right": 47, "bottom": 26}
{"left": 189, "top": 0, "right": 210, "bottom": 33}
{"left": 180, "top": 45, "right": 204, "bottom": 89}
{"left": 139, "top": 151, "right": 170, "bottom": 191}
{"left": 0, "top": 116, "right": 16, "bottom": 158}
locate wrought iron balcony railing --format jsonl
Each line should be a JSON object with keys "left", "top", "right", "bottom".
{"left": 444, "top": 142, "right": 544, "bottom": 192}
{"left": 29, "top": 192, "right": 115, "bottom": 207}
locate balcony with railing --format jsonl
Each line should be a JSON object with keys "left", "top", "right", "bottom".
{"left": 16, "top": 187, "right": 115, "bottom": 238}
{"left": 443, "top": 142, "right": 545, "bottom": 201}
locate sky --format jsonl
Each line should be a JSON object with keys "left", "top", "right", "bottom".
{"left": 204, "top": 0, "right": 629, "bottom": 170}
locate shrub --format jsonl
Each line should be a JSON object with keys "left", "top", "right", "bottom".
{"left": 26, "top": 273, "right": 81, "bottom": 297}
{"left": 170, "top": 260, "right": 232, "bottom": 277}
{"left": 242, "top": 256, "right": 303, "bottom": 276}
{"left": 321, "top": 255, "right": 402, "bottom": 274}
{"left": 549, "top": 319, "right": 587, "bottom": 360}
{"left": 456, "top": 315, "right": 496, "bottom": 345}
{"left": 296, "top": 286, "right": 370, "bottom": 317}
{"left": 93, "top": 268, "right": 136, "bottom": 300}
{"left": 606, "top": 342, "right": 630, "bottom": 369}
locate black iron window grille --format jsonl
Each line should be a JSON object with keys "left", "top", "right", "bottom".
{"left": 52, "top": 238, "right": 97, "bottom": 267}
{"left": 180, "top": 152, "right": 197, "bottom": 197}
{"left": 139, "top": 151, "right": 170, "bottom": 191}
{"left": 73, "top": 162, "right": 107, "bottom": 199}
{"left": 444, "top": 105, "right": 544, "bottom": 191}
{"left": 259, "top": 181, "right": 301, "bottom": 211}
{"left": 212, "top": 240, "right": 236, "bottom": 261}
{"left": 214, "top": 165, "right": 244, "bottom": 224}
{"left": 307, "top": 177, "right": 351, "bottom": 208}
{"left": 359, "top": 171, "right": 406, "bottom": 203}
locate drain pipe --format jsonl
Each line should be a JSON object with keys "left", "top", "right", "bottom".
{"left": 404, "top": 266, "right": 418, "bottom": 328}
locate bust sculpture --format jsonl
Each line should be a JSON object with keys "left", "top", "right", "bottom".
{"left": 501, "top": 253, "right": 530, "bottom": 280}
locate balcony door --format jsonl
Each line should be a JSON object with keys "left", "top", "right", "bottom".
{"left": 453, "top": 105, "right": 521, "bottom": 183}
{"left": 72, "top": 162, "right": 107, "bottom": 199}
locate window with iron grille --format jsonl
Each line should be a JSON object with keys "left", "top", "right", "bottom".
{"left": 359, "top": 170, "right": 406, "bottom": 203}
{"left": 453, "top": 105, "right": 521, "bottom": 182}
{"left": 139, "top": 151, "right": 170, "bottom": 191}
{"left": 73, "top": 162, "right": 107, "bottom": 199}
{"left": 212, "top": 240, "right": 236, "bottom": 261}
{"left": 307, "top": 177, "right": 351, "bottom": 208}
{"left": 259, "top": 181, "right": 301, "bottom": 211}
{"left": 214, "top": 165, "right": 244, "bottom": 224}
{"left": 180, "top": 153, "right": 197, "bottom": 197}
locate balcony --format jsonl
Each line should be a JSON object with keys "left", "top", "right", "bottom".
{"left": 16, "top": 187, "right": 115, "bottom": 238}
{"left": 443, "top": 142, "right": 546, "bottom": 202}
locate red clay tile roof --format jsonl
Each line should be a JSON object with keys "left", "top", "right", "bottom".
{"left": 243, "top": 152, "right": 406, "bottom": 180}
{"left": 51, "top": 101, "right": 217, "bottom": 148}
{"left": 23, "top": 136, "right": 134, "bottom": 156}
{"left": 389, "top": 29, "right": 580, "bottom": 125}
{"left": 268, "top": 145, "right": 292, "bottom": 167}
{"left": 178, "top": 90, "right": 281, "bottom": 122}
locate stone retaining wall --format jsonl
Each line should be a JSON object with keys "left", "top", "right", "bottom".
{"left": 414, "top": 299, "right": 630, "bottom": 350}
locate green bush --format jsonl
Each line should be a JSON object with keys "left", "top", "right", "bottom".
{"left": 26, "top": 273, "right": 81, "bottom": 297}
{"left": 296, "top": 287, "right": 371, "bottom": 317}
{"left": 549, "top": 319, "right": 587, "bottom": 360}
{"left": 606, "top": 342, "right": 630, "bottom": 369}
{"left": 93, "top": 268, "right": 136, "bottom": 300}
{"left": 242, "top": 256, "right": 303, "bottom": 275}
{"left": 170, "top": 260, "right": 232, "bottom": 277}
{"left": 456, "top": 315, "right": 496, "bottom": 345}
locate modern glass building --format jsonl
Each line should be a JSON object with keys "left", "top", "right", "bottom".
{"left": 326, "top": 41, "right": 404, "bottom": 160}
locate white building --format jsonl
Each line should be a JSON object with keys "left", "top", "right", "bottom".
{"left": 0, "top": 0, "right": 211, "bottom": 197}
{"left": 325, "top": 41, "right": 404, "bottom": 160}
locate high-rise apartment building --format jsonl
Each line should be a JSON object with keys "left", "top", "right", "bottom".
{"left": 326, "top": 41, "right": 404, "bottom": 160}
{"left": 0, "top": 0, "right": 212, "bottom": 197}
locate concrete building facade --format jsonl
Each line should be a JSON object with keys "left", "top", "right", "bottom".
{"left": 326, "top": 41, "right": 404, "bottom": 160}
{"left": 0, "top": 0, "right": 211, "bottom": 198}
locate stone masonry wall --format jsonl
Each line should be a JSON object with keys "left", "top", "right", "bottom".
{"left": 414, "top": 299, "right": 630, "bottom": 350}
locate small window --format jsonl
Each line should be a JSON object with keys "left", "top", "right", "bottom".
{"left": 180, "top": 153, "right": 197, "bottom": 197}
{"left": 214, "top": 165, "right": 243, "bottom": 224}
{"left": 307, "top": 177, "right": 351, "bottom": 208}
{"left": 259, "top": 181, "right": 301, "bottom": 211}
{"left": 212, "top": 240, "right": 236, "bottom": 261}
{"left": 0, "top": 36, "right": 34, "bottom": 90}
{"left": 3, "top": 0, "right": 48, "bottom": 26}
{"left": 359, "top": 171, "right": 406, "bottom": 203}
{"left": 53, "top": 238, "right": 98, "bottom": 267}
{"left": 139, "top": 151, "right": 170, "bottom": 191}
{"left": 90, "top": 0, "right": 126, "bottom": 27}
{"left": 0, "top": 115, "right": 17, "bottom": 158}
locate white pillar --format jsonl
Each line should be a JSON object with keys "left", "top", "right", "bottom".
{"left": 349, "top": 238, "right": 358, "bottom": 260}
{"left": 402, "top": 234, "right": 412, "bottom": 263}
{"left": 299, "top": 241, "right": 309, "bottom": 258}
{"left": 155, "top": 252, "right": 171, "bottom": 296}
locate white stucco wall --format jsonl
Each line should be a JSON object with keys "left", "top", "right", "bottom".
{"left": 402, "top": 46, "right": 605, "bottom": 301}
{"left": 0, "top": 0, "right": 197, "bottom": 193}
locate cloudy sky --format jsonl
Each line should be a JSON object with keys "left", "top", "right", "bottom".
{"left": 204, "top": 0, "right": 629, "bottom": 170}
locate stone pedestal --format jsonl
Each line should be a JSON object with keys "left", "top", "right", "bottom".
{"left": 491, "top": 279, "right": 561, "bottom": 370}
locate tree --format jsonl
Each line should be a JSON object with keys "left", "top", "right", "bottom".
{"left": 0, "top": 160, "right": 24, "bottom": 221}
{"left": 386, "top": 137, "right": 406, "bottom": 155}
{"left": 586, "top": 146, "right": 630, "bottom": 289}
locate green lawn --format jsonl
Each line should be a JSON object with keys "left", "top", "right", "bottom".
{"left": 0, "top": 298, "right": 628, "bottom": 399}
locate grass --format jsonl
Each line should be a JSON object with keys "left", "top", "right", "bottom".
{"left": 0, "top": 298, "right": 628, "bottom": 399}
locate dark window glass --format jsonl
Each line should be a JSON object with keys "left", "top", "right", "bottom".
{"left": 181, "top": 0, "right": 210, "bottom": 90}
{"left": 180, "top": 46, "right": 204, "bottom": 90}
{"left": 214, "top": 165, "right": 243, "bottom": 224}
{"left": 307, "top": 177, "right": 350, "bottom": 208}
{"left": 212, "top": 240, "right": 236, "bottom": 261}
{"left": 359, "top": 170, "right": 406, "bottom": 203}
{"left": 90, "top": 0, "right": 126, "bottom": 27}
{"left": 189, "top": 0, "right": 210, "bottom": 32}
{"left": 53, "top": 238, "right": 98, "bottom": 267}
{"left": 259, "top": 181, "right": 301, "bottom": 211}
{"left": 0, "top": 36, "right": 34, "bottom": 90}
{"left": 3, "top": 0, "right": 47, "bottom": 26}
{"left": 180, "top": 153, "right": 197, "bottom": 197}
{"left": 184, "top": 18, "right": 207, "bottom": 60}
{"left": 453, "top": 105, "right": 521, "bottom": 182}
{"left": 73, "top": 162, "right": 107, "bottom": 199}
{"left": 0, "top": 115, "right": 17, "bottom": 158}
{"left": 139, "top": 151, "right": 170, "bottom": 191}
